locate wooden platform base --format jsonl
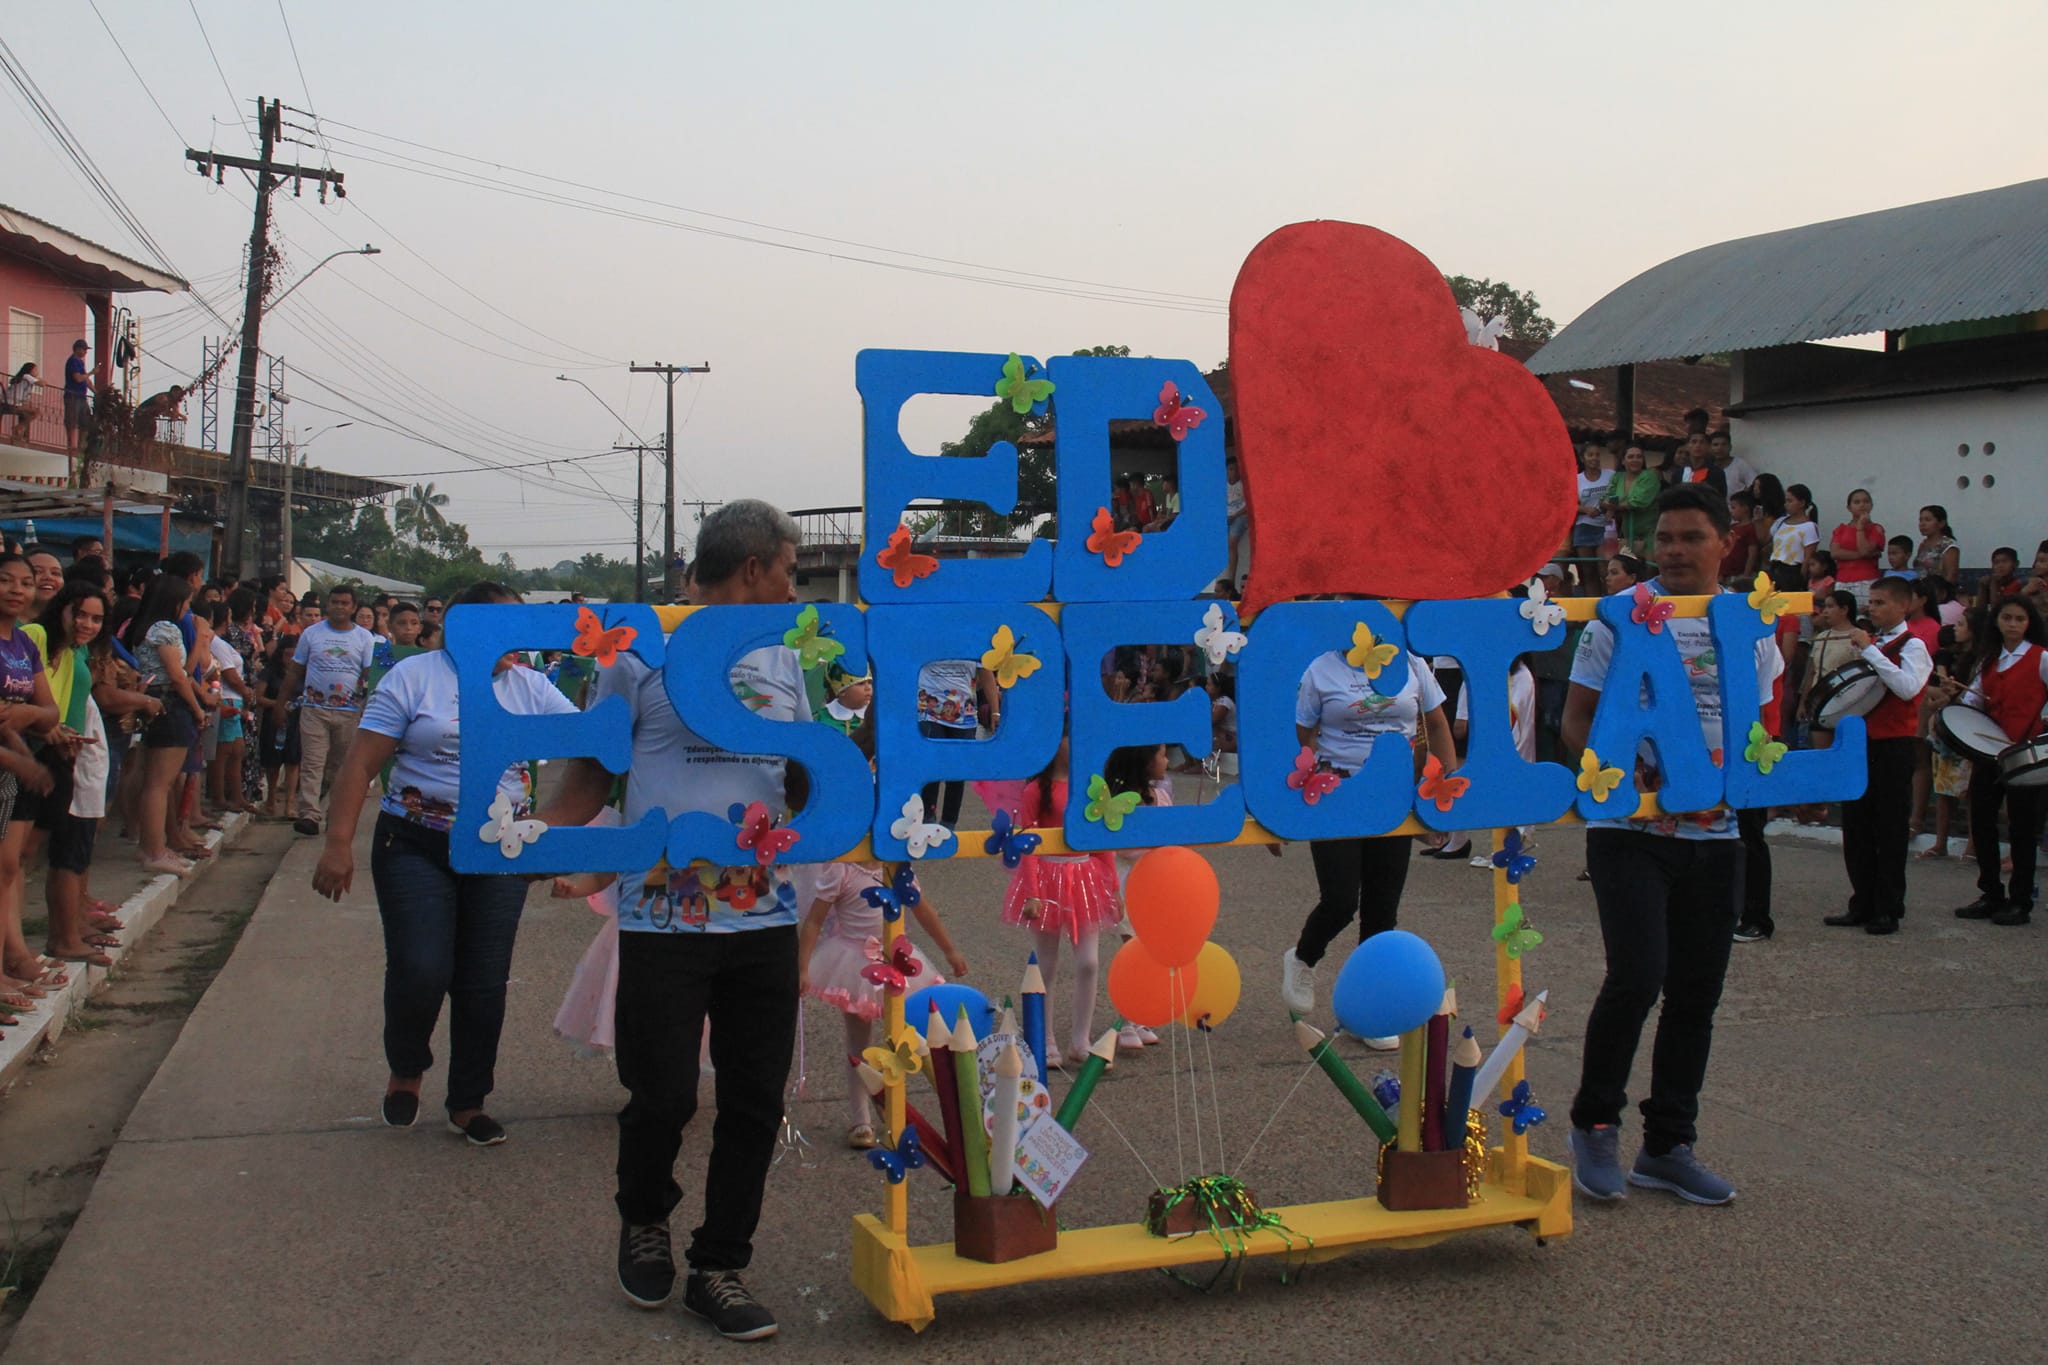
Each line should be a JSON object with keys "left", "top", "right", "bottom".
{"left": 852, "top": 1153, "right": 1572, "bottom": 1330}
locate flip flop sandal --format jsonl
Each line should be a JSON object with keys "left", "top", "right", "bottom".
{"left": 1, "top": 992, "right": 37, "bottom": 1013}
{"left": 89, "top": 915, "right": 126, "bottom": 933}
{"left": 49, "top": 951, "right": 114, "bottom": 970}
{"left": 30, "top": 963, "right": 70, "bottom": 988}
{"left": 82, "top": 933, "right": 120, "bottom": 950}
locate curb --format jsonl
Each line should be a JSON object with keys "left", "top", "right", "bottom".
{"left": 0, "top": 812, "right": 251, "bottom": 1095}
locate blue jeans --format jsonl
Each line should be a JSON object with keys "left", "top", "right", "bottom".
{"left": 370, "top": 813, "right": 527, "bottom": 1113}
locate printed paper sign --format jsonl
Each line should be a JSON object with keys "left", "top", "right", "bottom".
{"left": 1012, "top": 1113, "right": 1089, "bottom": 1210}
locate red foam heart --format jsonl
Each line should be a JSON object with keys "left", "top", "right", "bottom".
{"left": 1230, "top": 222, "right": 1576, "bottom": 612}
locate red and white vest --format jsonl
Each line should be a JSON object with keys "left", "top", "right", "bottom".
{"left": 1866, "top": 631, "right": 1925, "bottom": 741}
{"left": 1982, "top": 643, "right": 2048, "bottom": 743}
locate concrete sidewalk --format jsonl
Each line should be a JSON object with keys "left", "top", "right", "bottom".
{"left": 10, "top": 819, "right": 2047, "bottom": 1362}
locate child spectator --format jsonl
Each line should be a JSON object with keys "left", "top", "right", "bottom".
{"left": 1830, "top": 489, "right": 1884, "bottom": 607}
{"left": 1885, "top": 536, "right": 1920, "bottom": 578}
{"left": 1720, "top": 490, "right": 1761, "bottom": 586}
{"left": 1976, "top": 546, "right": 2022, "bottom": 611}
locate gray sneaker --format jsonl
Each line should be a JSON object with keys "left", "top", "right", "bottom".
{"left": 1629, "top": 1144, "right": 1735, "bottom": 1205}
{"left": 1568, "top": 1124, "right": 1627, "bottom": 1201}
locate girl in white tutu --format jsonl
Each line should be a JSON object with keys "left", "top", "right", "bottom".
{"left": 798, "top": 860, "right": 967, "bottom": 1148}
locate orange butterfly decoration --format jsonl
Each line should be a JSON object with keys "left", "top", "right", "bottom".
{"left": 1086, "top": 507, "right": 1142, "bottom": 567}
{"left": 1417, "top": 754, "right": 1470, "bottom": 813}
{"left": 876, "top": 526, "right": 938, "bottom": 588}
{"left": 572, "top": 606, "right": 637, "bottom": 667}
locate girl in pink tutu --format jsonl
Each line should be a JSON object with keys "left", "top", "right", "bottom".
{"left": 798, "top": 861, "right": 968, "bottom": 1149}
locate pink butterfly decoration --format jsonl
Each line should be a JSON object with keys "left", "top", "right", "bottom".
{"left": 1630, "top": 582, "right": 1675, "bottom": 634}
{"left": 1151, "top": 380, "right": 1207, "bottom": 442}
{"left": 734, "top": 799, "right": 800, "bottom": 866}
{"left": 859, "top": 935, "right": 923, "bottom": 996}
{"left": 1286, "top": 745, "right": 1342, "bottom": 805}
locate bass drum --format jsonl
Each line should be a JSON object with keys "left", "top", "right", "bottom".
{"left": 1935, "top": 705, "right": 2011, "bottom": 762}
{"left": 1810, "top": 659, "right": 1884, "bottom": 728}
{"left": 1997, "top": 736, "right": 2048, "bottom": 789}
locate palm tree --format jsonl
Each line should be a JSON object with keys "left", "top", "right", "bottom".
{"left": 394, "top": 482, "right": 450, "bottom": 543}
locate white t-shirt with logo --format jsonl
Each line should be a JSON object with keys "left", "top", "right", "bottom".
{"left": 593, "top": 646, "right": 809, "bottom": 934}
{"left": 292, "top": 620, "right": 377, "bottom": 711}
{"left": 1576, "top": 471, "right": 1614, "bottom": 530}
{"left": 917, "top": 659, "right": 979, "bottom": 732}
{"left": 1294, "top": 652, "right": 1445, "bottom": 774}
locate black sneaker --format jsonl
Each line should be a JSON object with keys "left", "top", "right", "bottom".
{"left": 1731, "top": 922, "right": 1771, "bottom": 943}
{"left": 447, "top": 1113, "right": 507, "bottom": 1146}
{"left": 683, "top": 1270, "right": 778, "bottom": 1341}
{"left": 381, "top": 1090, "right": 419, "bottom": 1127}
{"left": 293, "top": 818, "right": 320, "bottom": 836}
{"left": 618, "top": 1221, "right": 676, "bottom": 1309}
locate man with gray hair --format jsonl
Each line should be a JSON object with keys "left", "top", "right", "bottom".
{"left": 542, "top": 498, "right": 806, "bottom": 1342}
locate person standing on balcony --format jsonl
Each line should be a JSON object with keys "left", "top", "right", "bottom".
{"left": 62, "top": 341, "right": 91, "bottom": 457}
{"left": 131, "top": 386, "right": 187, "bottom": 440}
{"left": 3, "top": 364, "right": 36, "bottom": 443}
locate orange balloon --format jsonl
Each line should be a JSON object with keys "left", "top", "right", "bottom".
{"left": 1123, "top": 846, "right": 1219, "bottom": 968}
{"left": 1108, "top": 938, "right": 1201, "bottom": 1028}
{"left": 1179, "top": 942, "right": 1242, "bottom": 1029}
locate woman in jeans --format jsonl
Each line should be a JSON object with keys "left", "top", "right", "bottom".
{"left": 120, "top": 574, "right": 205, "bottom": 875}
{"left": 312, "top": 582, "right": 577, "bottom": 1146}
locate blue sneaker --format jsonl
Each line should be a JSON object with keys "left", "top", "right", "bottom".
{"left": 1629, "top": 1144, "right": 1735, "bottom": 1205}
{"left": 1568, "top": 1124, "right": 1627, "bottom": 1201}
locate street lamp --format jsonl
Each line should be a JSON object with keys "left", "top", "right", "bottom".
{"left": 267, "top": 245, "right": 380, "bottom": 314}
{"left": 556, "top": 374, "right": 651, "bottom": 601}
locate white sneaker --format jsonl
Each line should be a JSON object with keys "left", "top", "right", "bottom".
{"left": 1469, "top": 853, "right": 1494, "bottom": 868}
{"left": 1362, "top": 1035, "right": 1401, "bottom": 1051}
{"left": 1280, "top": 948, "right": 1316, "bottom": 1015}
{"left": 1136, "top": 1026, "right": 1160, "bottom": 1046}
{"left": 1117, "top": 1025, "right": 1146, "bottom": 1052}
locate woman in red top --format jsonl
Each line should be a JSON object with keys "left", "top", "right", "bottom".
{"left": 1947, "top": 597, "right": 2048, "bottom": 925}
{"left": 1830, "top": 489, "right": 1884, "bottom": 608}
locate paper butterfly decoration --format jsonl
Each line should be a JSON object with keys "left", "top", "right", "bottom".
{"left": 1577, "top": 748, "right": 1624, "bottom": 802}
{"left": 861, "top": 1027, "right": 926, "bottom": 1087}
{"left": 1748, "top": 571, "right": 1790, "bottom": 625}
{"left": 1744, "top": 720, "right": 1789, "bottom": 774}
{"left": 983, "top": 809, "right": 1042, "bottom": 868}
{"left": 889, "top": 793, "right": 954, "bottom": 859}
{"left": 1286, "top": 745, "right": 1342, "bottom": 805}
{"left": 860, "top": 935, "right": 924, "bottom": 996}
{"left": 782, "top": 604, "right": 844, "bottom": 670}
{"left": 876, "top": 526, "right": 939, "bottom": 589}
{"left": 867, "top": 1125, "right": 926, "bottom": 1184}
{"left": 1492, "top": 903, "right": 1543, "bottom": 959}
{"left": 1630, "top": 581, "right": 1675, "bottom": 634}
{"left": 571, "top": 605, "right": 637, "bottom": 667}
{"left": 995, "top": 352, "right": 1054, "bottom": 415}
{"left": 1498, "top": 1080, "right": 1548, "bottom": 1135}
{"left": 1461, "top": 306, "right": 1509, "bottom": 351}
{"left": 479, "top": 791, "right": 547, "bottom": 859}
{"left": 1086, "top": 506, "right": 1142, "bottom": 567}
{"left": 729, "top": 800, "right": 799, "bottom": 866}
{"left": 1346, "top": 622, "right": 1400, "bottom": 679}
{"left": 1491, "top": 828, "right": 1537, "bottom": 884}
{"left": 1520, "top": 577, "right": 1566, "bottom": 636}
{"left": 980, "top": 624, "right": 1042, "bottom": 689}
{"left": 1151, "top": 379, "right": 1207, "bottom": 441}
{"left": 1083, "top": 772, "right": 1140, "bottom": 832}
{"left": 1417, "top": 754, "right": 1470, "bottom": 813}
{"left": 859, "top": 865, "right": 924, "bottom": 921}
{"left": 1496, "top": 983, "right": 1526, "bottom": 1029}
{"left": 1193, "top": 601, "right": 1247, "bottom": 667}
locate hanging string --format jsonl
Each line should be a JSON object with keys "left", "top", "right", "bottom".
{"left": 1083, "top": 1091, "right": 1167, "bottom": 1192}
{"left": 1166, "top": 985, "right": 1187, "bottom": 1186}
{"left": 1181, "top": 970, "right": 1203, "bottom": 1176}
{"left": 1229, "top": 1052, "right": 1323, "bottom": 1179}
{"left": 1201, "top": 1020, "right": 1225, "bottom": 1174}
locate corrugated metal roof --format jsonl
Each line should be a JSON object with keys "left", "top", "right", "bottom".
{"left": 1526, "top": 178, "right": 2048, "bottom": 374}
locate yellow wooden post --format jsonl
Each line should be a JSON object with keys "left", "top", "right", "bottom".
{"left": 1490, "top": 826, "right": 1528, "bottom": 1195}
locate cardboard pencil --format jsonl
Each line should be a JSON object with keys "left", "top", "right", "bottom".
{"left": 1051, "top": 1028, "right": 1118, "bottom": 1133}
{"left": 922, "top": 1003, "right": 963, "bottom": 1177}
{"left": 853, "top": 1055, "right": 957, "bottom": 1185}
{"left": 1468, "top": 990, "right": 1548, "bottom": 1109}
{"left": 1396, "top": 1028, "right": 1425, "bottom": 1153}
{"left": 1021, "top": 954, "right": 1048, "bottom": 1085}
{"left": 987, "top": 1042, "right": 1023, "bottom": 1195}
{"left": 1295, "top": 1020, "right": 1398, "bottom": 1144}
{"left": 1441, "top": 1026, "right": 1481, "bottom": 1143}
{"left": 951, "top": 1007, "right": 992, "bottom": 1197}
{"left": 1421, "top": 1012, "right": 1450, "bottom": 1151}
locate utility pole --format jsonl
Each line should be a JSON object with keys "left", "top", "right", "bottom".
{"left": 629, "top": 361, "right": 709, "bottom": 600}
{"left": 610, "top": 442, "right": 662, "bottom": 602}
{"left": 186, "top": 98, "right": 345, "bottom": 576}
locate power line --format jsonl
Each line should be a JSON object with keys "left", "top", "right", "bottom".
{"left": 87, "top": 0, "right": 188, "bottom": 144}
{"left": 358, "top": 448, "right": 630, "bottom": 480}
{"left": 185, "top": 0, "right": 244, "bottom": 130}
{"left": 274, "top": 4, "right": 321, "bottom": 150}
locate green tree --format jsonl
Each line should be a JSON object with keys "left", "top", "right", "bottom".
{"left": 1444, "top": 276, "right": 1557, "bottom": 344}
{"left": 394, "top": 482, "right": 451, "bottom": 544}
{"left": 292, "top": 499, "right": 394, "bottom": 569}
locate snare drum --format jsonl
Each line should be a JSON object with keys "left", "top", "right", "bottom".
{"left": 1810, "top": 659, "right": 1884, "bottom": 728}
{"left": 1935, "top": 705, "right": 2010, "bottom": 763}
{"left": 1997, "top": 735, "right": 2048, "bottom": 788}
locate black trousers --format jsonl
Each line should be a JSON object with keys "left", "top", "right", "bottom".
{"left": 917, "top": 719, "right": 967, "bottom": 825}
{"left": 1572, "top": 829, "right": 1742, "bottom": 1154}
{"left": 1842, "top": 737, "right": 1919, "bottom": 922}
{"left": 1972, "top": 764, "right": 2045, "bottom": 906}
{"left": 1736, "top": 806, "right": 1773, "bottom": 933}
{"left": 1294, "top": 835, "right": 1412, "bottom": 968}
{"left": 613, "top": 926, "right": 799, "bottom": 1272}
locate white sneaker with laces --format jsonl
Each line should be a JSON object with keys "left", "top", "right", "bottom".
{"left": 1280, "top": 948, "right": 1316, "bottom": 1015}
{"left": 1362, "top": 1035, "right": 1401, "bottom": 1050}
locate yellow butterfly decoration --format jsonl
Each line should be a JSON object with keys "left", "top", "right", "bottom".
{"left": 1748, "top": 571, "right": 1790, "bottom": 625}
{"left": 1577, "top": 747, "right": 1625, "bottom": 803}
{"left": 1346, "top": 622, "right": 1399, "bottom": 679}
{"left": 860, "top": 1026, "right": 927, "bottom": 1087}
{"left": 980, "top": 624, "right": 1043, "bottom": 690}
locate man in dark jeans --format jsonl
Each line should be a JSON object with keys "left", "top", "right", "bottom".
{"left": 542, "top": 500, "right": 810, "bottom": 1343}
{"left": 1560, "top": 485, "right": 1781, "bottom": 1207}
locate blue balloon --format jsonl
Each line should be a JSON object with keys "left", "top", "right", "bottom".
{"left": 903, "top": 983, "right": 994, "bottom": 1042}
{"left": 1330, "top": 931, "right": 1447, "bottom": 1041}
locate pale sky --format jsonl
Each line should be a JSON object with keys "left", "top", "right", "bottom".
{"left": 8, "top": 0, "right": 2046, "bottom": 564}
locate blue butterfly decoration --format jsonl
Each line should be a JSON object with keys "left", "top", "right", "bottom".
{"left": 1498, "top": 1080, "right": 1547, "bottom": 1135}
{"left": 866, "top": 1125, "right": 925, "bottom": 1184}
{"left": 1491, "top": 829, "right": 1538, "bottom": 884}
{"left": 983, "top": 809, "right": 1043, "bottom": 869}
{"left": 858, "top": 866, "right": 924, "bottom": 923}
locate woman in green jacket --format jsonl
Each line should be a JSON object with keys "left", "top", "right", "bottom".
{"left": 1608, "top": 444, "right": 1662, "bottom": 558}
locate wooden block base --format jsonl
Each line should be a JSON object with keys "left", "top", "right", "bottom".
{"left": 952, "top": 1190, "right": 1058, "bottom": 1264}
{"left": 1376, "top": 1148, "right": 1471, "bottom": 1212}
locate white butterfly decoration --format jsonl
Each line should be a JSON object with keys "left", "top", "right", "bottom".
{"left": 1461, "top": 307, "right": 1508, "bottom": 351}
{"left": 1193, "top": 601, "right": 1248, "bottom": 667}
{"left": 1519, "top": 577, "right": 1566, "bottom": 636}
{"left": 889, "top": 793, "right": 954, "bottom": 859}
{"left": 480, "top": 790, "right": 548, "bottom": 859}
